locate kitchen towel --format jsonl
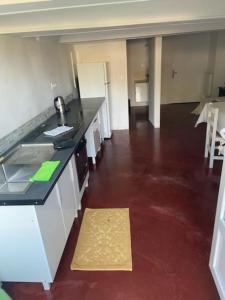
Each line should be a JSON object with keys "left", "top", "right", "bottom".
{"left": 30, "top": 160, "right": 60, "bottom": 182}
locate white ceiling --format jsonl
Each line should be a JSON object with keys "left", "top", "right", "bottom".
{"left": 1, "top": 0, "right": 225, "bottom": 42}
{"left": 0, "top": 0, "right": 50, "bottom": 6}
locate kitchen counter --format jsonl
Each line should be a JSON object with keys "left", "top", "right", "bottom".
{"left": 0, "top": 97, "right": 104, "bottom": 206}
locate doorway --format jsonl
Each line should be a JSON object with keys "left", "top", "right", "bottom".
{"left": 127, "top": 38, "right": 149, "bottom": 125}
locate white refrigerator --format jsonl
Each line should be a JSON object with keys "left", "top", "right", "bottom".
{"left": 77, "top": 62, "right": 112, "bottom": 138}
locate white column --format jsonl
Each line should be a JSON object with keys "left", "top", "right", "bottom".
{"left": 148, "top": 36, "right": 162, "bottom": 128}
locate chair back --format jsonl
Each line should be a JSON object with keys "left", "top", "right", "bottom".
{"left": 207, "top": 104, "right": 219, "bottom": 140}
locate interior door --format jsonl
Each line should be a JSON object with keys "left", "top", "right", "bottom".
{"left": 161, "top": 34, "right": 209, "bottom": 104}
{"left": 210, "top": 158, "right": 225, "bottom": 300}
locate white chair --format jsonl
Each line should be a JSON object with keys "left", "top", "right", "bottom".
{"left": 204, "top": 104, "right": 225, "bottom": 168}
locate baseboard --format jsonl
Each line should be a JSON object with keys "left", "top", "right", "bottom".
{"left": 161, "top": 101, "right": 200, "bottom": 105}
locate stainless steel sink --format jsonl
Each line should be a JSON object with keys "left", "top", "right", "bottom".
{"left": 0, "top": 143, "right": 56, "bottom": 194}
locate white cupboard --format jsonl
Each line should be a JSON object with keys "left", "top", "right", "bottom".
{"left": 35, "top": 187, "right": 67, "bottom": 289}
{"left": 85, "top": 113, "right": 101, "bottom": 164}
{"left": 210, "top": 157, "right": 225, "bottom": 299}
{"left": 56, "top": 160, "right": 77, "bottom": 237}
{"left": 0, "top": 156, "right": 82, "bottom": 290}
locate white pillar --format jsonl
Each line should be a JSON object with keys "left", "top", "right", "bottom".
{"left": 148, "top": 36, "right": 162, "bottom": 128}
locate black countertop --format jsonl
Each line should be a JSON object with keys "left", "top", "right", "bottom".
{"left": 0, "top": 97, "right": 104, "bottom": 206}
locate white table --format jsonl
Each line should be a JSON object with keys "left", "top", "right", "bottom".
{"left": 195, "top": 102, "right": 225, "bottom": 138}
{"left": 192, "top": 97, "right": 225, "bottom": 115}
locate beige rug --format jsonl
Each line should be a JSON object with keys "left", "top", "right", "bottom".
{"left": 71, "top": 208, "right": 132, "bottom": 271}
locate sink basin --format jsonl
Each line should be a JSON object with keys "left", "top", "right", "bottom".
{"left": 4, "top": 143, "right": 56, "bottom": 165}
{"left": 0, "top": 143, "right": 56, "bottom": 194}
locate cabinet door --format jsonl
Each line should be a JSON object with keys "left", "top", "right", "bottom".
{"left": 99, "top": 108, "right": 105, "bottom": 142}
{"left": 35, "top": 186, "right": 66, "bottom": 281}
{"left": 57, "top": 161, "right": 77, "bottom": 238}
{"left": 99, "top": 100, "right": 111, "bottom": 138}
{"left": 85, "top": 114, "right": 101, "bottom": 158}
{"left": 93, "top": 115, "right": 101, "bottom": 153}
{"left": 70, "top": 155, "right": 81, "bottom": 210}
{"left": 85, "top": 124, "right": 96, "bottom": 158}
{"left": 93, "top": 128, "right": 101, "bottom": 153}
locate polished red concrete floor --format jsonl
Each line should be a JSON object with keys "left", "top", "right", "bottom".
{"left": 4, "top": 103, "right": 221, "bottom": 299}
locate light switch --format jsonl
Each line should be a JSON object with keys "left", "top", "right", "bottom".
{"left": 50, "top": 82, "right": 57, "bottom": 90}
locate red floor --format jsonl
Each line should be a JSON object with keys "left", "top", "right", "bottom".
{"left": 4, "top": 103, "right": 221, "bottom": 299}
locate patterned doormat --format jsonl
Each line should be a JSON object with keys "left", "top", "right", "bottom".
{"left": 71, "top": 208, "right": 132, "bottom": 271}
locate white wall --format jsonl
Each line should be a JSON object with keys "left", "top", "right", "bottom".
{"left": 73, "top": 40, "right": 129, "bottom": 130}
{"left": 161, "top": 33, "right": 210, "bottom": 104}
{"left": 0, "top": 36, "right": 74, "bottom": 139}
{"left": 127, "top": 39, "right": 149, "bottom": 107}
{"left": 204, "top": 32, "right": 217, "bottom": 97}
{"left": 149, "top": 37, "right": 162, "bottom": 128}
{"left": 161, "top": 31, "right": 225, "bottom": 103}
{"left": 212, "top": 31, "right": 225, "bottom": 96}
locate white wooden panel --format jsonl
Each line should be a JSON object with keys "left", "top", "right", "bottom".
{"left": 99, "top": 107, "right": 105, "bottom": 141}
{"left": 85, "top": 117, "right": 97, "bottom": 158}
{"left": 35, "top": 186, "right": 66, "bottom": 281}
{"left": 210, "top": 157, "right": 225, "bottom": 300}
{"left": 214, "top": 231, "right": 225, "bottom": 283}
{"left": 77, "top": 62, "right": 106, "bottom": 98}
{"left": 100, "top": 99, "right": 112, "bottom": 138}
{"left": 0, "top": 157, "right": 82, "bottom": 286}
{"left": 0, "top": 205, "right": 51, "bottom": 282}
{"left": 80, "top": 172, "right": 89, "bottom": 201}
{"left": 104, "top": 84, "right": 112, "bottom": 137}
{"left": 93, "top": 114, "right": 101, "bottom": 152}
{"left": 57, "top": 162, "right": 76, "bottom": 238}
{"left": 69, "top": 155, "right": 80, "bottom": 212}
{"left": 211, "top": 230, "right": 225, "bottom": 300}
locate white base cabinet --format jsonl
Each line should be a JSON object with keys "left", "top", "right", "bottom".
{"left": 56, "top": 159, "right": 78, "bottom": 237}
{"left": 99, "top": 99, "right": 112, "bottom": 139}
{"left": 0, "top": 156, "right": 88, "bottom": 290}
{"left": 85, "top": 113, "right": 101, "bottom": 164}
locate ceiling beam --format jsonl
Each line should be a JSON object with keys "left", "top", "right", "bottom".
{"left": 0, "top": 0, "right": 148, "bottom": 15}
{"left": 1, "top": 0, "right": 225, "bottom": 39}
{"left": 56, "top": 18, "right": 225, "bottom": 42}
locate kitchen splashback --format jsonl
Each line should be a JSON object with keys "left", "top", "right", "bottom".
{"left": 0, "top": 94, "right": 75, "bottom": 155}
